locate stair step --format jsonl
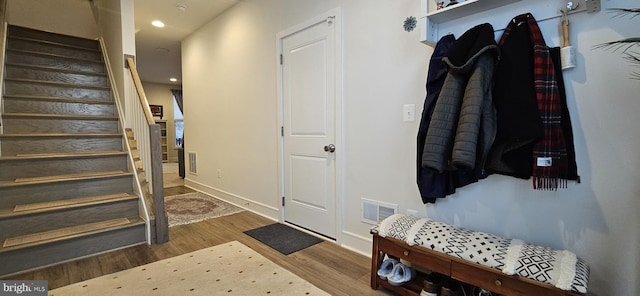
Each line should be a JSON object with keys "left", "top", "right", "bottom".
{"left": 0, "top": 173, "right": 134, "bottom": 208}
{"left": 3, "top": 94, "right": 113, "bottom": 104}
{"left": 8, "top": 150, "right": 125, "bottom": 159}
{"left": 3, "top": 113, "right": 118, "bottom": 120}
{"left": 2, "top": 218, "right": 131, "bottom": 249}
{"left": 4, "top": 97, "right": 115, "bottom": 116}
{"left": 7, "top": 37, "right": 102, "bottom": 62}
{"left": 12, "top": 170, "right": 128, "bottom": 184}
{"left": 0, "top": 132, "right": 122, "bottom": 138}
{"left": 3, "top": 94, "right": 115, "bottom": 106}
{"left": 7, "top": 35, "right": 100, "bottom": 54}
{"left": 0, "top": 190, "right": 140, "bottom": 242}
{"left": 0, "top": 152, "right": 128, "bottom": 181}
{"left": 11, "top": 193, "right": 133, "bottom": 213}
{"left": 0, "top": 133, "right": 122, "bottom": 138}
{"left": 2, "top": 113, "right": 119, "bottom": 133}
{"left": 4, "top": 78, "right": 110, "bottom": 90}
{"left": 0, "top": 218, "right": 145, "bottom": 277}
{"left": 4, "top": 78, "right": 111, "bottom": 100}
{"left": 8, "top": 25, "right": 100, "bottom": 51}
{"left": 6, "top": 49, "right": 106, "bottom": 73}
{"left": 0, "top": 192, "right": 135, "bottom": 217}
{"left": 5, "top": 63, "right": 108, "bottom": 87}
{"left": 0, "top": 170, "right": 131, "bottom": 187}
{"left": 0, "top": 133, "right": 123, "bottom": 156}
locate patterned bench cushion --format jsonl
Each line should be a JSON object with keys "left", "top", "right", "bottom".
{"left": 373, "top": 214, "right": 589, "bottom": 294}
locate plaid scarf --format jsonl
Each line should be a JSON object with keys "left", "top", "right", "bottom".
{"left": 499, "top": 14, "right": 568, "bottom": 190}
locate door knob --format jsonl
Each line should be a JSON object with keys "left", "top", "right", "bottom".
{"left": 324, "top": 144, "right": 336, "bottom": 153}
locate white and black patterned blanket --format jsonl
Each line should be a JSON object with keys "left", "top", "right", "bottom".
{"left": 373, "top": 214, "right": 589, "bottom": 294}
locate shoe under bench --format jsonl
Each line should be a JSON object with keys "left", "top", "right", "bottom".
{"left": 370, "top": 232, "right": 586, "bottom": 296}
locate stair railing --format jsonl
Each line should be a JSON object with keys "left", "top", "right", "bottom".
{"left": 124, "top": 57, "right": 169, "bottom": 244}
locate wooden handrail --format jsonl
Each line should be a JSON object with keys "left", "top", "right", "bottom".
{"left": 124, "top": 57, "right": 168, "bottom": 244}
{"left": 126, "top": 57, "right": 155, "bottom": 126}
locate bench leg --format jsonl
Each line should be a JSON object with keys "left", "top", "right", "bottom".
{"left": 370, "top": 234, "right": 383, "bottom": 290}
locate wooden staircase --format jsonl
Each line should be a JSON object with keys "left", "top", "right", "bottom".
{"left": 0, "top": 25, "right": 147, "bottom": 277}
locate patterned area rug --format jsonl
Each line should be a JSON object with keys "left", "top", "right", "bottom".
{"left": 165, "top": 192, "right": 244, "bottom": 227}
{"left": 50, "top": 241, "right": 329, "bottom": 296}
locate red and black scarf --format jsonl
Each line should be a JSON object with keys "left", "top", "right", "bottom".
{"left": 500, "top": 14, "right": 569, "bottom": 190}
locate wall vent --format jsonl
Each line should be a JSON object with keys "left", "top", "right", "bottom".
{"left": 361, "top": 198, "right": 397, "bottom": 225}
{"left": 188, "top": 152, "right": 198, "bottom": 175}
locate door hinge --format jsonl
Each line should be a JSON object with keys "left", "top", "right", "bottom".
{"left": 282, "top": 196, "right": 285, "bottom": 206}
{"left": 280, "top": 54, "right": 283, "bottom": 65}
{"left": 281, "top": 126, "right": 284, "bottom": 137}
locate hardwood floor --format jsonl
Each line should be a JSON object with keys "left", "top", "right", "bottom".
{"left": 3, "top": 185, "right": 392, "bottom": 295}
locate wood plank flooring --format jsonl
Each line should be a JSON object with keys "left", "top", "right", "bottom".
{"left": 2, "top": 184, "right": 391, "bottom": 295}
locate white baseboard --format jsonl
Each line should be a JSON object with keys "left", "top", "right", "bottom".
{"left": 182, "top": 179, "right": 373, "bottom": 258}
{"left": 183, "top": 178, "right": 280, "bottom": 221}
{"left": 339, "top": 230, "right": 373, "bottom": 257}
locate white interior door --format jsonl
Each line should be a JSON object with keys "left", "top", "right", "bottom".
{"left": 280, "top": 10, "right": 340, "bottom": 239}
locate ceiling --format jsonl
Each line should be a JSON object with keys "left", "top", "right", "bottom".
{"left": 133, "top": 0, "right": 238, "bottom": 86}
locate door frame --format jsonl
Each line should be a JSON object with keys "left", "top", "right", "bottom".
{"left": 276, "top": 7, "right": 344, "bottom": 242}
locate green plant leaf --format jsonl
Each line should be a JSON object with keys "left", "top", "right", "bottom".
{"left": 607, "top": 8, "right": 640, "bottom": 18}
{"left": 593, "top": 38, "right": 640, "bottom": 53}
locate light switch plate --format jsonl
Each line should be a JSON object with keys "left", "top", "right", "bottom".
{"left": 403, "top": 104, "right": 415, "bottom": 122}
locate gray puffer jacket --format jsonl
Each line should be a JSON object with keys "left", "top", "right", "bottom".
{"left": 422, "top": 23, "right": 499, "bottom": 173}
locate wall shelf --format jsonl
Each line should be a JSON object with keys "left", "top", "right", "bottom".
{"left": 420, "top": 0, "right": 521, "bottom": 46}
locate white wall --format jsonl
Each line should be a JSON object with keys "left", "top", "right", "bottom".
{"left": 95, "top": 0, "right": 135, "bottom": 110}
{"left": 143, "top": 81, "right": 179, "bottom": 162}
{"left": 6, "top": 0, "right": 98, "bottom": 39}
{"left": 181, "top": 0, "right": 640, "bottom": 295}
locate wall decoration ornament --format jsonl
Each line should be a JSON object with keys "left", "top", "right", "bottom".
{"left": 404, "top": 16, "right": 417, "bottom": 32}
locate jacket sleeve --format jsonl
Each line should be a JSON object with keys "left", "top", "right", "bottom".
{"left": 451, "top": 54, "right": 495, "bottom": 169}
{"left": 421, "top": 71, "right": 465, "bottom": 173}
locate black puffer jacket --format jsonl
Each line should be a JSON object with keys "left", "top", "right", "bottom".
{"left": 422, "top": 23, "right": 499, "bottom": 173}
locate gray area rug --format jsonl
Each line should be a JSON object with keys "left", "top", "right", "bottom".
{"left": 165, "top": 192, "right": 244, "bottom": 227}
{"left": 50, "top": 241, "right": 329, "bottom": 296}
{"left": 244, "top": 223, "right": 323, "bottom": 255}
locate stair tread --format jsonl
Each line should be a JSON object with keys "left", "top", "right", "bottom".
{"left": 8, "top": 35, "right": 101, "bottom": 53}
{"left": 0, "top": 171, "right": 132, "bottom": 187}
{"left": 6, "top": 48, "right": 104, "bottom": 64}
{"left": 4, "top": 77, "right": 110, "bottom": 90}
{"left": 0, "top": 132, "right": 122, "bottom": 138}
{"left": 2, "top": 113, "right": 118, "bottom": 120}
{"left": 2, "top": 218, "right": 134, "bottom": 249}
{"left": 14, "top": 171, "right": 129, "bottom": 183}
{"left": 0, "top": 150, "right": 126, "bottom": 161}
{"left": 3, "top": 94, "right": 113, "bottom": 104}
{"left": 11, "top": 192, "right": 135, "bottom": 213}
{"left": 5, "top": 62, "right": 108, "bottom": 76}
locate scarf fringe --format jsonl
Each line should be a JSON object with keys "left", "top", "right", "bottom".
{"left": 533, "top": 176, "right": 568, "bottom": 190}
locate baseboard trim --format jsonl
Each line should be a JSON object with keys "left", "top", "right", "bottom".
{"left": 182, "top": 179, "right": 373, "bottom": 257}
{"left": 340, "top": 230, "right": 373, "bottom": 257}
{"left": 183, "top": 178, "right": 280, "bottom": 221}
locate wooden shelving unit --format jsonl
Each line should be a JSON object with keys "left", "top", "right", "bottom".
{"left": 157, "top": 120, "right": 168, "bottom": 162}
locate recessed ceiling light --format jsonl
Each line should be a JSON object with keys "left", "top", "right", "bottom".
{"left": 151, "top": 20, "right": 165, "bottom": 28}
{"left": 170, "top": 78, "right": 177, "bottom": 82}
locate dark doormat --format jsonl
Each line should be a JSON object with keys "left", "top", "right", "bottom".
{"left": 244, "top": 223, "right": 323, "bottom": 255}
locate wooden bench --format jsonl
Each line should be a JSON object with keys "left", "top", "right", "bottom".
{"left": 370, "top": 215, "right": 588, "bottom": 296}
